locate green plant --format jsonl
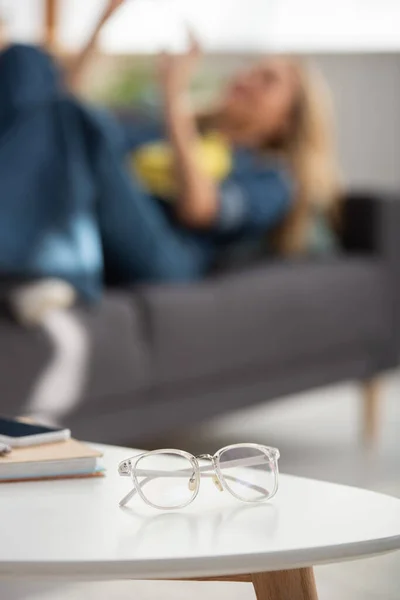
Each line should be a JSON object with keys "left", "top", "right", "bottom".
{"left": 95, "top": 65, "right": 155, "bottom": 108}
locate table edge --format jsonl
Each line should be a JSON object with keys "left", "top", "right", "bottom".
{"left": 1, "top": 535, "right": 399, "bottom": 580}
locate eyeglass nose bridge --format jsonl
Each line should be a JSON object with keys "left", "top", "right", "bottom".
{"left": 196, "top": 453, "right": 224, "bottom": 492}
{"left": 196, "top": 453, "right": 214, "bottom": 461}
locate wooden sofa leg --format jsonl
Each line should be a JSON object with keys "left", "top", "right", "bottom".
{"left": 361, "top": 378, "right": 382, "bottom": 446}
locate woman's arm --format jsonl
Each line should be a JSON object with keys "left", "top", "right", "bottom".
{"left": 67, "top": 0, "right": 126, "bottom": 92}
{"left": 159, "top": 38, "right": 219, "bottom": 228}
{"left": 0, "top": 15, "right": 9, "bottom": 51}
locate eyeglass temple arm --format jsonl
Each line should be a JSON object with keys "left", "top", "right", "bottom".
{"left": 119, "top": 486, "right": 140, "bottom": 507}
{"left": 118, "top": 455, "right": 276, "bottom": 507}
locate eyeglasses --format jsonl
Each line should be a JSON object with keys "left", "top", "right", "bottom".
{"left": 118, "top": 443, "right": 280, "bottom": 510}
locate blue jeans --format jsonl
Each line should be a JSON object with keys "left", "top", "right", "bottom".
{"left": 92, "top": 118, "right": 214, "bottom": 284}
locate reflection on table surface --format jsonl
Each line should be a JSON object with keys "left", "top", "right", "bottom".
{"left": 117, "top": 501, "right": 279, "bottom": 558}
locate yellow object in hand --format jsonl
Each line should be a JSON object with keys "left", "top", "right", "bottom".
{"left": 132, "top": 133, "right": 232, "bottom": 200}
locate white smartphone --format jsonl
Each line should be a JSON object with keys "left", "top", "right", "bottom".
{"left": 0, "top": 417, "right": 70, "bottom": 447}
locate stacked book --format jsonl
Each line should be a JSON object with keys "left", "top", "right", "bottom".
{"left": 0, "top": 438, "right": 103, "bottom": 482}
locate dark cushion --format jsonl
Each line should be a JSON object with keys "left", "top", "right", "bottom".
{"left": 0, "top": 316, "right": 51, "bottom": 414}
{"left": 135, "top": 257, "right": 392, "bottom": 387}
{"left": 0, "top": 292, "right": 149, "bottom": 417}
{"left": 72, "top": 292, "right": 149, "bottom": 413}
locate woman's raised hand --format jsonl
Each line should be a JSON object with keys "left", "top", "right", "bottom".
{"left": 158, "top": 29, "right": 202, "bottom": 99}
{"left": 102, "top": 0, "right": 127, "bottom": 23}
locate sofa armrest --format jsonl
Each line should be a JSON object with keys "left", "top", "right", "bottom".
{"left": 342, "top": 191, "right": 400, "bottom": 260}
{"left": 342, "top": 190, "right": 400, "bottom": 361}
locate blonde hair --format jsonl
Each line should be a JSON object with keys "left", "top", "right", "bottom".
{"left": 271, "top": 57, "right": 342, "bottom": 254}
{"left": 198, "top": 57, "right": 341, "bottom": 254}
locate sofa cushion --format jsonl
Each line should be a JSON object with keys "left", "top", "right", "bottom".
{"left": 135, "top": 258, "right": 392, "bottom": 387}
{"left": 72, "top": 292, "right": 149, "bottom": 410}
{"left": 0, "top": 292, "right": 149, "bottom": 418}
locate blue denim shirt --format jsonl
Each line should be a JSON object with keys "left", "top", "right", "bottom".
{"left": 121, "top": 118, "right": 294, "bottom": 240}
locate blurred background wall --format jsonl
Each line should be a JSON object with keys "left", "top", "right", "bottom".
{"left": 315, "top": 53, "right": 400, "bottom": 192}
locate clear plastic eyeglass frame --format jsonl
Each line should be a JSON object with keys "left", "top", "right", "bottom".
{"left": 118, "top": 443, "right": 280, "bottom": 510}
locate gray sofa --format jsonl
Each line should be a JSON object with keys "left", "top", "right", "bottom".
{"left": 0, "top": 192, "right": 399, "bottom": 445}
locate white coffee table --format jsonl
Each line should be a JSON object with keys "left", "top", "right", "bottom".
{"left": 1, "top": 444, "right": 400, "bottom": 600}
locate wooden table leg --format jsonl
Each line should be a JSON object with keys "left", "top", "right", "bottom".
{"left": 252, "top": 567, "right": 318, "bottom": 600}
{"left": 361, "top": 377, "right": 381, "bottom": 446}
{"left": 187, "top": 567, "right": 319, "bottom": 599}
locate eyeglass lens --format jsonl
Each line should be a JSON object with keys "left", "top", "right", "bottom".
{"left": 218, "top": 446, "right": 276, "bottom": 501}
{"left": 134, "top": 451, "right": 197, "bottom": 509}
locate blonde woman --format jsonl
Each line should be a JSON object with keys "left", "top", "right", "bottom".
{"left": 0, "top": 0, "right": 340, "bottom": 295}
{"left": 79, "top": 2, "right": 341, "bottom": 283}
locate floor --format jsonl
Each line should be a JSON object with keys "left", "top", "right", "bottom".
{"left": 2, "top": 373, "right": 400, "bottom": 599}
